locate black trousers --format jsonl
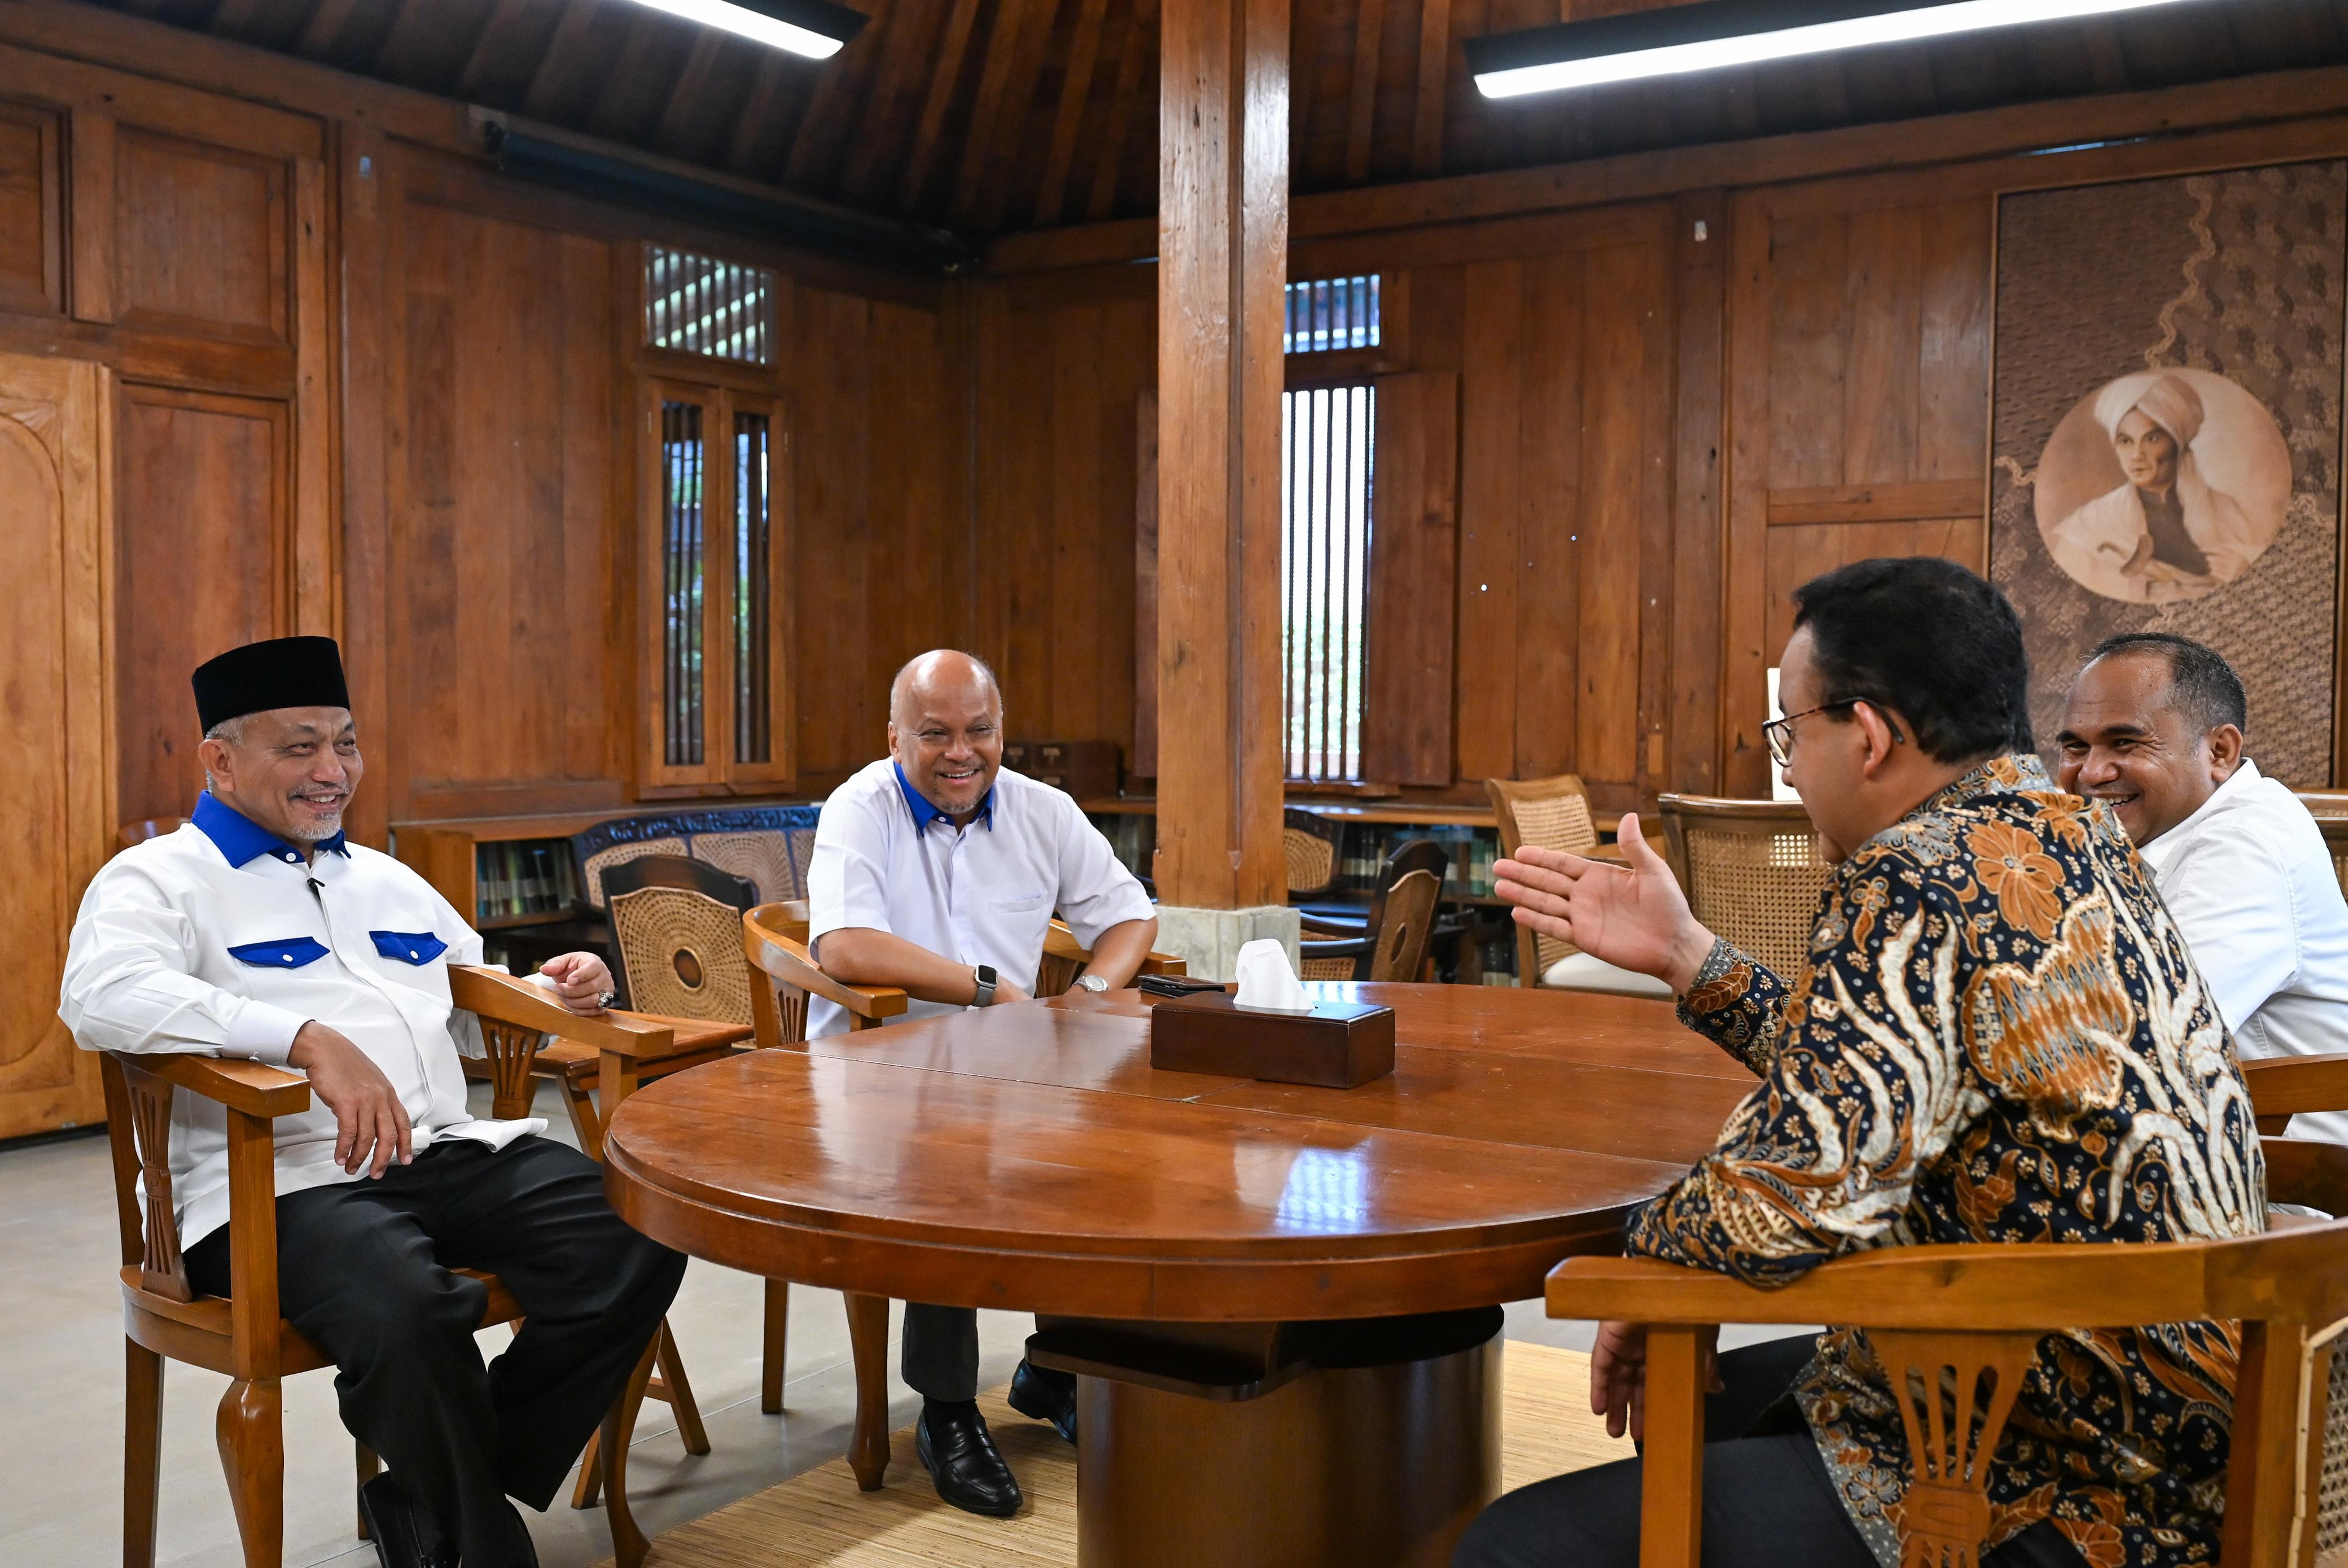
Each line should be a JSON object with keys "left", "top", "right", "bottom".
{"left": 186, "top": 1136, "right": 685, "bottom": 1567}
{"left": 1452, "top": 1335, "right": 2086, "bottom": 1568}
{"left": 902, "top": 1302, "right": 987, "bottom": 1401}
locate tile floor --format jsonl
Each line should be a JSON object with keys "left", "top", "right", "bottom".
{"left": 0, "top": 1077, "right": 1798, "bottom": 1567}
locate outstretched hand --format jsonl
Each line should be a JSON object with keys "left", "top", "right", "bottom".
{"left": 1493, "top": 813, "right": 1717, "bottom": 992}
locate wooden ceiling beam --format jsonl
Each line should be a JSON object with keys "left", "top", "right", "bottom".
{"left": 783, "top": 0, "right": 895, "bottom": 189}
{"left": 948, "top": 0, "right": 1039, "bottom": 222}
{"left": 1032, "top": 0, "right": 1110, "bottom": 226}
{"left": 725, "top": 55, "right": 798, "bottom": 172}
{"left": 1343, "top": 0, "right": 1387, "bottom": 183}
{"left": 1411, "top": 0, "right": 1449, "bottom": 177}
{"left": 652, "top": 30, "right": 728, "bottom": 148}
{"left": 205, "top": 0, "right": 268, "bottom": 38}
{"left": 896, "top": 0, "right": 985, "bottom": 213}
{"left": 522, "top": 0, "right": 610, "bottom": 119}
{"left": 838, "top": 0, "right": 946, "bottom": 204}
{"left": 456, "top": 0, "right": 552, "bottom": 99}
{"left": 290, "top": 0, "right": 364, "bottom": 56}
{"left": 1084, "top": 0, "right": 1155, "bottom": 220}
{"left": 974, "top": 0, "right": 1069, "bottom": 229}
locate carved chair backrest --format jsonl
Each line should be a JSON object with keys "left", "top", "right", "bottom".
{"left": 99, "top": 1054, "right": 189, "bottom": 1302}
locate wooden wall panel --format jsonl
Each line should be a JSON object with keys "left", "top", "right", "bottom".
{"left": 0, "top": 100, "right": 61, "bottom": 317}
{"left": 1762, "top": 516, "right": 1988, "bottom": 659}
{"left": 389, "top": 195, "right": 623, "bottom": 816}
{"left": 114, "top": 384, "right": 287, "bottom": 824}
{"left": 111, "top": 127, "right": 289, "bottom": 344}
{"left": 1361, "top": 370, "right": 1458, "bottom": 785}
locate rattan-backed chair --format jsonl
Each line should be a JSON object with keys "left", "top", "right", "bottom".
{"left": 1299, "top": 839, "right": 1448, "bottom": 982}
{"left": 2297, "top": 792, "right": 2348, "bottom": 899}
{"left": 1657, "top": 794, "right": 1833, "bottom": 980}
{"left": 690, "top": 829, "right": 802, "bottom": 903}
{"left": 1283, "top": 808, "right": 1346, "bottom": 900}
{"left": 1484, "top": 774, "right": 1632, "bottom": 991}
{"left": 1033, "top": 917, "right": 1190, "bottom": 997}
{"left": 581, "top": 836, "right": 689, "bottom": 912}
{"left": 1549, "top": 1135, "right": 2348, "bottom": 1568}
{"left": 602, "top": 855, "right": 761, "bottom": 1022}
{"left": 101, "top": 969, "right": 686, "bottom": 1568}
{"left": 741, "top": 901, "right": 906, "bottom": 1491}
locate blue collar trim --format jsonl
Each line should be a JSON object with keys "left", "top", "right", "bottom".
{"left": 893, "top": 763, "right": 993, "bottom": 834}
{"left": 192, "top": 791, "right": 350, "bottom": 869}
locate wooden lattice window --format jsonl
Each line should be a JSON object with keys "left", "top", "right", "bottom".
{"left": 1285, "top": 274, "right": 1381, "bottom": 354}
{"left": 642, "top": 381, "right": 791, "bottom": 790}
{"left": 645, "top": 245, "right": 774, "bottom": 366}
{"left": 1282, "top": 383, "right": 1375, "bottom": 782}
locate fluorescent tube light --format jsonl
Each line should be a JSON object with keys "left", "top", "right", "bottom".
{"left": 617, "top": 0, "right": 870, "bottom": 59}
{"left": 1467, "top": 0, "right": 2199, "bottom": 100}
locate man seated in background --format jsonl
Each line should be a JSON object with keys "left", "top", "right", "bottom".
{"left": 1458, "top": 559, "right": 2261, "bottom": 1568}
{"left": 807, "top": 648, "right": 1158, "bottom": 1518}
{"left": 2058, "top": 631, "right": 2348, "bottom": 1143}
{"left": 60, "top": 637, "right": 682, "bottom": 1568}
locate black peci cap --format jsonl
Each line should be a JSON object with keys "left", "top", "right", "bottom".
{"left": 192, "top": 636, "right": 352, "bottom": 733}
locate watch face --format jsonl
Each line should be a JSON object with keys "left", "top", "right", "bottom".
{"left": 977, "top": 965, "right": 997, "bottom": 983}
{"left": 1078, "top": 975, "right": 1109, "bottom": 992}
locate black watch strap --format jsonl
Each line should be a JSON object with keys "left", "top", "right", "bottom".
{"left": 971, "top": 963, "right": 998, "bottom": 1008}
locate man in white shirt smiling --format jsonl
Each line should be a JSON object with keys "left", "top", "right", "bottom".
{"left": 808, "top": 648, "right": 1157, "bottom": 1518}
{"left": 60, "top": 637, "right": 684, "bottom": 1568}
{"left": 2056, "top": 630, "right": 2348, "bottom": 1145}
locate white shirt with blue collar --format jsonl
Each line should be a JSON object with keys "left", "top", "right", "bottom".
{"left": 59, "top": 792, "right": 544, "bottom": 1247}
{"left": 804, "top": 760, "right": 1153, "bottom": 1038}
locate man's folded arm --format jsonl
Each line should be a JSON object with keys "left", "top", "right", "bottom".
{"left": 1629, "top": 864, "right": 1963, "bottom": 1287}
{"left": 60, "top": 868, "right": 308, "bottom": 1065}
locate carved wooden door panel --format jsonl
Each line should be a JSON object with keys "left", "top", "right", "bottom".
{"left": 0, "top": 353, "right": 113, "bottom": 1138}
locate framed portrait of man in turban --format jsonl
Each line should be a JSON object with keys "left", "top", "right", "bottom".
{"left": 1989, "top": 159, "right": 2346, "bottom": 787}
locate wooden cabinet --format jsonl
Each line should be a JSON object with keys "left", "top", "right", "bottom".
{"left": 0, "top": 353, "right": 113, "bottom": 1140}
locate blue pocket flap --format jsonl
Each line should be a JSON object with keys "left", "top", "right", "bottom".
{"left": 227, "top": 936, "right": 330, "bottom": 969}
{"left": 370, "top": 930, "right": 449, "bottom": 966}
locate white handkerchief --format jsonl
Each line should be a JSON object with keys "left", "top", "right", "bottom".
{"left": 1232, "top": 938, "right": 1313, "bottom": 1014}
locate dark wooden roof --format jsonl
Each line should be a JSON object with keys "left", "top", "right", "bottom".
{"left": 75, "top": 0, "right": 2348, "bottom": 240}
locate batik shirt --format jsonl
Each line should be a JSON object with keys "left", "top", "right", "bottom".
{"left": 1629, "top": 754, "right": 2263, "bottom": 1568}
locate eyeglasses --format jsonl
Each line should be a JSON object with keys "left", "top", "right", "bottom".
{"left": 1763, "top": 700, "right": 1906, "bottom": 768}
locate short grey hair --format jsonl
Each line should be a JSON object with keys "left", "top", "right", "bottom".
{"left": 200, "top": 713, "right": 250, "bottom": 791}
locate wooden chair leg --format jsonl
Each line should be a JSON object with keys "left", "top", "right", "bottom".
{"left": 761, "top": 1278, "right": 789, "bottom": 1414}
{"left": 124, "top": 1339, "right": 164, "bottom": 1568}
{"left": 215, "top": 1378, "right": 283, "bottom": 1568}
{"left": 844, "top": 1292, "right": 891, "bottom": 1492}
{"left": 571, "top": 1429, "right": 604, "bottom": 1511}
{"left": 656, "top": 1322, "right": 711, "bottom": 1455}
{"left": 355, "top": 1441, "right": 378, "bottom": 1540}
{"left": 600, "top": 1337, "right": 658, "bottom": 1568}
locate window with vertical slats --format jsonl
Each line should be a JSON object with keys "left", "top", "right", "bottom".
{"left": 1282, "top": 384, "right": 1375, "bottom": 782}
{"left": 660, "top": 401, "right": 706, "bottom": 767}
{"left": 1284, "top": 274, "right": 1381, "bottom": 354}
{"left": 734, "top": 411, "right": 773, "bottom": 765}
{"left": 645, "top": 245, "right": 774, "bottom": 365}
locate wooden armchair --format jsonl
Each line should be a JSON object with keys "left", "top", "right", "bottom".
{"left": 741, "top": 901, "right": 906, "bottom": 1491}
{"left": 1282, "top": 808, "right": 1346, "bottom": 902}
{"left": 1034, "top": 917, "right": 1190, "bottom": 997}
{"left": 1657, "top": 794, "right": 1833, "bottom": 980}
{"left": 103, "top": 969, "right": 686, "bottom": 1568}
{"left": 2241, "top": 1050, "right": 2348, "bottom": 1136}
{"left": 1299, "top": 839, "right": 1448, "bottom": 982}
{"left": 1548, "top": 1139, "right": 2348, "bottom": 1568}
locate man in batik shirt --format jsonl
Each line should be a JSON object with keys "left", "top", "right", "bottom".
{"left": 1455, "top": 558, "right": 2262, "bottom": 1568}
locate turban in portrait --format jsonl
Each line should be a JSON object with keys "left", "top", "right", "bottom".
{"left": 192, "top": 636, "right": 352, "bottom": 732}
{"left": 2095, "top": 373, "right": 2206, "bottom": 450}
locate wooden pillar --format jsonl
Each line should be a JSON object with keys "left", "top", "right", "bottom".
{"left": 1154, "top": 0, "right": 1289, "bottom": 911}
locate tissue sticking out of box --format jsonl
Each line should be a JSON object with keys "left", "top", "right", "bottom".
{"left": 1233, "top": 938, "right": 1314, "bottom": 1014}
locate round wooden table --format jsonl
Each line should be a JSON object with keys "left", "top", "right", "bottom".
{"left": 603, "top": 982, "right": 1755, "bottom": 1567}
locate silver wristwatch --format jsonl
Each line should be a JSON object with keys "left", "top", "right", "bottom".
{"left": 970, "top": 963, "right": 998, "bottom": 1008}
{"left": 1075, "top": 974, "right": 1111, "bottom": 994}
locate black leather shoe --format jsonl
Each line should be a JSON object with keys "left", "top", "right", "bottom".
{"left": 917, "top": 1400, "right": 1023, "bottom": 1517}
{"left": 358, "top": 1474, "right": 444, "bottom": 1568}
{"left": 1007, "top": 1359, "right": 1079, "bottom": 1443}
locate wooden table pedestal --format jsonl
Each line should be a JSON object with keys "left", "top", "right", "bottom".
{"left": 1031, "top": 1308, "right": 1505, "bottom": 1568}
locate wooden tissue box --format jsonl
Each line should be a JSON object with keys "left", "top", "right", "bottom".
{"left": 1149, "top": 989, "right": 1396, "bottom": 1089}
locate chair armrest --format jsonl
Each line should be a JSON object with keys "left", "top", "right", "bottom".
{"left": 1299, "top": 935, "right": 1371, "bottom": 959}
{"left": 122, "top": 1052, "right": 310, "bottom": 1119}
{"left": 1046, "top": 916, "right": 1188, "bottom": 978}
{"left": 1298, "top": 912, "right": 1365, "bottom": 938}
{"left": 1546, "top": 1243, "right": 2221, "bottom": 1332}
{"left": 2241, "top": 1052, "right": 2348, "bottom": 1123}
{"left": 448, "top": 965, "right": 677, "bottom": 1059}
{"left": 741, "top": 919, "right": 910, "bottom": 1022}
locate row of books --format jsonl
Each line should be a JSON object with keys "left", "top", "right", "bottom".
{"left": 1333, "top": 824, "right": 1502, "bottom": 897}
{"left": 474, "top": 838, "right": 581, "bottom": 923}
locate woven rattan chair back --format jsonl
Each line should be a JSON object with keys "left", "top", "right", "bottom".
{"left": 2298, "top": 793, "right": 2348, "bottom": 900}
{"left": 691, "top": 830, "right": 801, "bottom": 902}
{"left": 1484, "top": 775, "right": 1600, "bottom": 984}
{"left": 582, "top": 836, "right": 690, "bottom": 911}
{"left": 1657, "top": 796, "right": 1831, "bottom": 980}
{"left": 603, "top": 856, "right": 758, "bottom": 1023}
{"left": 1282, "top": 809, "right": 1344, "bottom": 899}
